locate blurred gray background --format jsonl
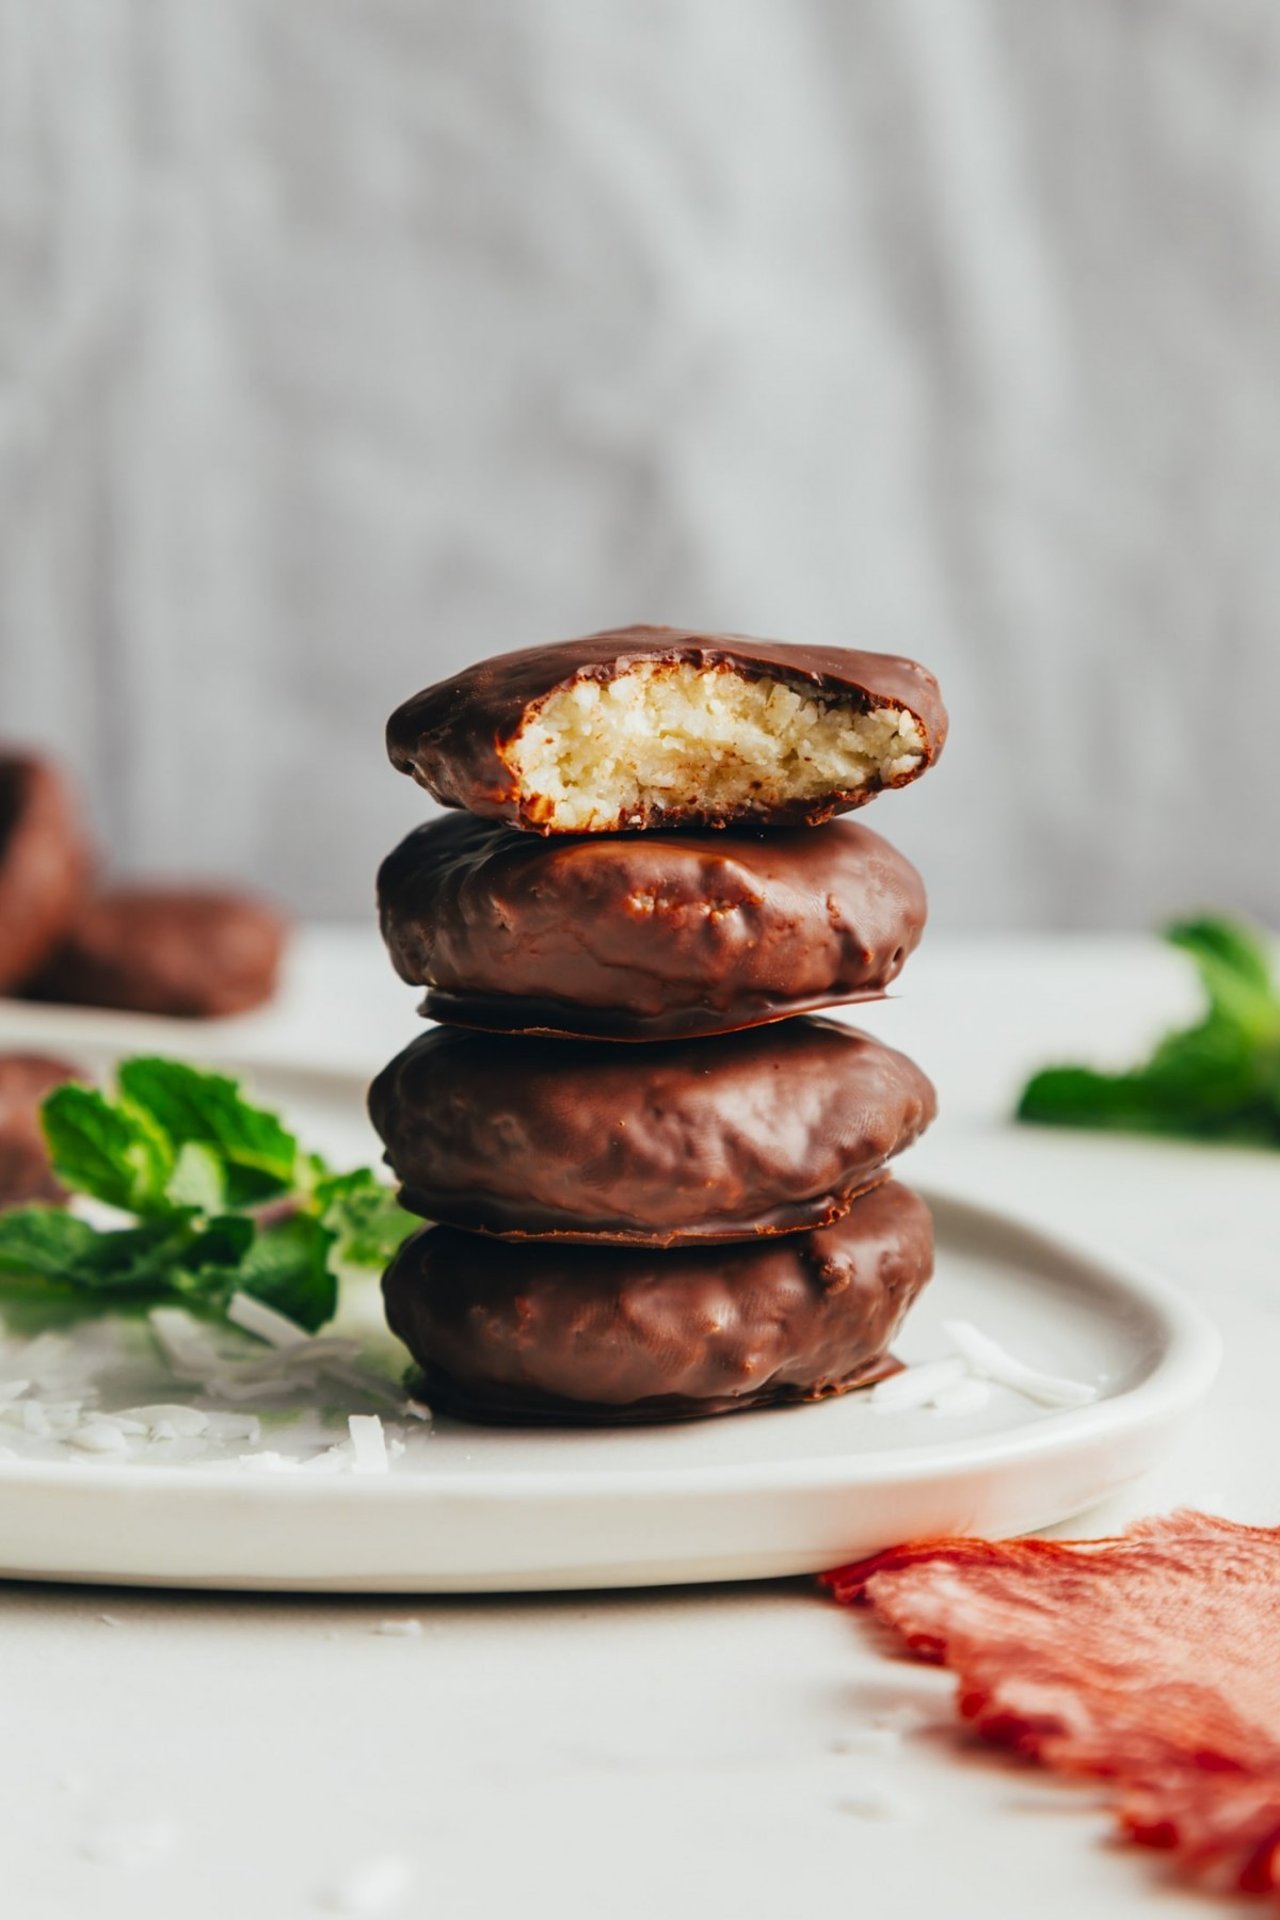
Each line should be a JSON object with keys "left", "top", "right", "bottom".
{"left": 2, "top": 0, "right": 1278, "bottom": 930}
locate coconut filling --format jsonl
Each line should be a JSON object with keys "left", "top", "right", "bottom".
{"left": 505, "top": 662, "right": 926, "bottom": 830}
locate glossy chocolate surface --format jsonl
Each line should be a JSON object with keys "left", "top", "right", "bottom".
{"left": 378, "top": 814, "right": 927, "bottom": 1040}
{"left": 0, "top": 755, "right": 92, "bottom": 992}
{"left": 0, "top": 1053, "right": 82, "bottom": 1206}
{"left": 26, "top": 887, "right": 288, "bottom": 1019}
{"left": 382, "top": 1179, "right": 934, "bottom": 1424}
{"left": 368, "top": 1016, "right": 936, "bottom": 1246}
{"left": 386, "top": 626, "right": 948, "bottom": 831}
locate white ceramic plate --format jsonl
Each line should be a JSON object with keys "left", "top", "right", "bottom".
{"left": 0, "top": 1038, "right": 1220, "bottom": 1592}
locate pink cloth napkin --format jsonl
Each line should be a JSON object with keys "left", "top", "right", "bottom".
{"left": 824, "top": 1512, "right": 1280, "bottom": 1897}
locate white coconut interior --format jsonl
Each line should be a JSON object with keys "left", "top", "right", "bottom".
{"left": 505, "top": 662, "right": 926, "bottom": 830}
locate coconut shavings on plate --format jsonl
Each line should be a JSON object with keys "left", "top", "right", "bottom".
{"left": 0, "top": 1283, "right": 1099, "bottom": 1471}
{"left": 0, "top": 1296, "right": 430, "bottom": 1475}
{"left": 871, "top": 1321, "right": 1100, "bottom": 1417}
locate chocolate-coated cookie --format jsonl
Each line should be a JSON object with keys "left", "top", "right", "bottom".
{"left": 382, "top": 1179, "right": 934, "bottom": 1425}
{"left": 368, "top": 1016, "right": 936, "bottom": 1246}
{"left": 0, "top": 755, "right": 92, "bottom": 992}
{"left": 378, "top": 813, "right": 926, "bottom": 1041}
{"left": 0, "top": 1053, "right": 82, "bottom": 1206}
{"left": 28, "top": 887, "right": 288, "bottom": 1018}
{"left": 387, "top": 627, "right": 947, "bottom": 833}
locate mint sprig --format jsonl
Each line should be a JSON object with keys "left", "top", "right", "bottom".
{"left": 1017, "top": 916, "right": 1280, "bottom": 1146}
{"left": 0, "top": 1057, "right": 417, "bottom": 1331}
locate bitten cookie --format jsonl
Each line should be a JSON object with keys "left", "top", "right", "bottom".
{"left": 387, "top": 626, "right": 947, "bottom": 833}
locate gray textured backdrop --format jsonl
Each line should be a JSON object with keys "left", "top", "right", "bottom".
{"left": 2, "top": 1, "right": 1279, "bottom": 929}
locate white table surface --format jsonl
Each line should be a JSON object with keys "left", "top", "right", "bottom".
{"left": 4, "top": 928, "right": 1277, "bottom": 1919}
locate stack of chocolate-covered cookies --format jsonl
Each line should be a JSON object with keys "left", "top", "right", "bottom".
{"left": 371, "top": 627, "right": 947, "bottom": 1426}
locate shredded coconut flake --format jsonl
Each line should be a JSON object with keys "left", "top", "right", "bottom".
{"left": 318, "top": 1854, "right": 415, "bottom": 1915}
{"left": 943, "top": 1320, "right": 1098, "bottom": 1408}
{"left": 148, "top": 1307, "right": 219, "bottom": 1377}
{"left": 348, "top": 1415, "right": 388, "bottom": 1475}
{"left": 66, "top": 1422, "right": 128, "bottom": 1455}
{"left": 92, "top": 1413, "right": 149, "bottom": 1436}
{"left": 118, "top": 1404, "right": 210, "bottom": 1437}
{"left": 302, "top": 1447, "right": 348, "bottom": 1475}
{"left": 930, "top": 1378, "right": 993, "bottom": 1417}
{"left": 228, "top": 1291, "right": 311, "bottom": 1349}
{"left": 201, "top": 1411, "right": 261, "bottom": 1442}
{"left": 21, "top": 1332, "right": 75, "bottom": 1388}
{"left": 0, "top": 1295, "right": 408, "bottom": 1474}
{"left": 237, "top": 1450, "right": 305, "bottom": 1474}
{"left": 42, "top": 1402, "right": 86, "bottom": 1432}
{"left": 870, "top": 1357, "right": 968, "bottom": 1413}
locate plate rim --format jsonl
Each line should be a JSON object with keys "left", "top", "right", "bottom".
{"left": 0, "top": 1183, "right": 1221, "bottom": 1504}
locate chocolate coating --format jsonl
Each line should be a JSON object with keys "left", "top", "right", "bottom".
{"left": 383, "top": 1179, "right": 934, "bottom": 1425}
{"left": 386, "top": 626, "right": 948, "bottom": 831}
{"left": 0, "top": 755, "right": 92, "bottom": 992}
{"left": 368, "top": 1016, "right": 936, "bottom": 1246}
{"left": 0, "top": 1054, "right": 82, "bottom": 1206}
{"left": 378, "top": 814, "right": 927, "bottom": 1041}
{"left": 27, "top": 887, "right": 288, "bottom": 1018}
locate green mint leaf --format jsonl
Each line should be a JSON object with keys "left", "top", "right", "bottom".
{"left": 1144, "top": 1014, "right": 1270, "bottom": 1116}
{"left": 0, "top": 1208, "right": 200, "bottom": 1296}
{"left": 2, "top": 1055, "right": 409, "bottom": 1336}
{"left": 186, "top": 1213, "right": 256, "bottom": 1270}
{"left": 1020, "top": 1065, "right": 1215, "bottom": 1137}
{"left": 1165, "top": 917, "right": 1280, "bottom": 1039}
{"left": 314, "top": 1167, "right": 418, "bottom": 1268}
{"left": 165, "top": 1141, "right": 228, "bottom": 1213}
{"left": 315, "top": 1166, "right": 418, "bottom": 1264}
{"left": 1019, "top": 1053, "right": 1280, "bottom": 1145}
{"left": 1017, "top": 914, "right": 1280, "bottom": 1146}
{"left": 345, "top": 1202, "right": 417, "bottom": 1267}
{"left": 236, "top": 1213, "right": 337, "bottom": 1332}
{"left": 117, "top": 1058, "right": 299, "bottom": 1205}
{"left": 0, "top": 1208, "right": 102, "bottom": 1279}
{"left": 166, "top": 1215, "right": 258, "bottom": 1309}
{"left": 72, "top": 1219, "right": 202, "bottom": 1293}
{"left": 1166, "top": 916, "right": 1275, "bottom": 998}
{"left": 41, "top": 1083, "right": 175, "bottom": 1216}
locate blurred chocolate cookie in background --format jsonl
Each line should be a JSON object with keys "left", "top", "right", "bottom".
{"left": 25, "top": 887, "right": 289, "bottom": 1019}
{"left": 0, "top": 1053, "right": 82, "bottom": 1206}
{"left": 1, "top": 746, "right": 288, "bottom": 1019}
{"left": 0, "top": 755, "right": 93, "bottom": 994}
